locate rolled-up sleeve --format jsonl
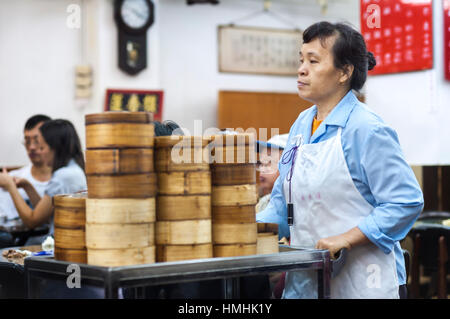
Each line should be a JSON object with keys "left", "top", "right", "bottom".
{"left": 357, "top": 124, "right": 424, "bottom": 254}
{"left": 256, "top": 174, "right": 290, "bottom": 239}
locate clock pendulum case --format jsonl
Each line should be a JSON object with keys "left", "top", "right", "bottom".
{"left": 114, "top": 0, "right": 155, "bottom": 75}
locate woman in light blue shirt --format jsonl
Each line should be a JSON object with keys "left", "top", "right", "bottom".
{"left": 256, "top": 22, "right": 423, "bottom": 299}
{"left": 0, "top": 119, "right": 86, "bottom": 232}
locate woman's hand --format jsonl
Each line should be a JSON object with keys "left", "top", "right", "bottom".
{"left": 315, "top": 227, "right": 371, "bottom": 259}
{"left": 315, "top": 234, "right": 352, "bottom": 259}
{"left": 0, "top": 167, "right": 15, "bottom": 191}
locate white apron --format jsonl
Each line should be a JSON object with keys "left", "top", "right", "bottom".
{"left": 282, "top": 128, "right": 399, "bottom": 299}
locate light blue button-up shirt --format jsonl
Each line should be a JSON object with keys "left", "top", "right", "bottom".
{"left": 256, "top": 90, "right": 424, "bottom": 285}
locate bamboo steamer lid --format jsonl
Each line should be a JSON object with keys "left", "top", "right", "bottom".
{"left": 85, "top": 223, "right": 155, "bottom": 249}
{"left": 156, "top": 195, "right": 211, "bottom": 221}
{"left": 212, "top": 205, "right": 256, "bottom": 224}
{"left": 156, "top": 244, "right": 213, "bottom": 262}
{"left": 85, "top": 148, "right": 154, "bottom": 175}
{"left": 156, "top": 219, "right": 212, "bottom": 245}
{"left": 210, "top": 133, "right": 256, "bottom": 165}
{"left": 256, "top": 223, "right": 279, "bottom": 255}
{"left": 86, "top": 198, "right": 155, "bottom": 224}
{"left": 213, "top": 244, "right": 257, "bottom": 257}
{"left": 157, "top": 171, "right": 211, "bottom": 195}
{"left": 54, "top": 227, "right": 85, "bottom": 249}
{"left": 85, "top": 112, "right": 154, "bottom": 149}
{"left": 53, "top": 193, "right": 87, "bottom": 228}
{"left": 54, "top": 247, "right": 87, "bottom": 264}
{"left": 211, "top": 184, "right": 257, "bottom": 206}
{"left": 154, "top": 136, "right": 210, "bottom": 172}
{"left": 212, "top": 223, "right": 257, "bottom": 244}
{"left": 211, "top": 164, "right": 256, "bottom": 186}
{"left": 87, "top": 246, "right": 156, "bottom": 267}
{"left": 86, "top": 173, "right": 157, "bottom": 198}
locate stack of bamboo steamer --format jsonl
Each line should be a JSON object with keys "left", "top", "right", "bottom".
{"left": 154, "top": 135, "right": 213, "bottom": 262}
{"left": 53, "top": 191, "right": 88, "bottom": 263}
{"left": 84, "top": 112, "right": 156, "bottom": 267}
{"left": 210, "top": 133, "right": 258, "bottom": 257}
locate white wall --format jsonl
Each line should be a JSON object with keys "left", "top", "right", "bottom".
{"left": 0, "top": 0, "right": 448, "bottom": 167}
{"left": 159, "top": 0, "right": 359, "bottom": 134}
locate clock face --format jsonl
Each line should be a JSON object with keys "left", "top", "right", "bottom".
{"left": 120, "top": 0, "right": 151, "bottom": 29}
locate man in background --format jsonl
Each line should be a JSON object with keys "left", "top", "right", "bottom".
{"left": 256, "top": 134, "right": 288, "bottom": 213}
{"left": 0, "top": 114, "right": 52, "bottom": 247}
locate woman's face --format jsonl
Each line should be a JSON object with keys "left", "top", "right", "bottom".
{"left": 36, "top": 133, "right": 55, "bottom": 167}
{"left": 297, "top": 36, "right": 348, "bottom": 104}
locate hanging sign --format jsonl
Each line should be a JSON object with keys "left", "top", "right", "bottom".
{"left": 445, "top": 0, "right": 450, "bottom": 80}
{"left": 360, "top": 0, "right": 433, "bottom": 75}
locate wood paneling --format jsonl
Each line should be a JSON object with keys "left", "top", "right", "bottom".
{"left": 218, "top": 91, "right": 313, "bottom": 140}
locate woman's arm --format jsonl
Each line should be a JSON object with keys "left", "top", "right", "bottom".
{"left": 0, "top": 169, "right": 53, "bottom": 229}
{"left": 13, "top": 177, "right": 41, "bottom": 207}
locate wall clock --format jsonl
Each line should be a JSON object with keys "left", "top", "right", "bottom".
{"left": 114, "top": 0, "right": 155, "bottom": 75}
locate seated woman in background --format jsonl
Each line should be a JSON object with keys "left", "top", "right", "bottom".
{"left": 0, "top": 119, "right": 86, "bottom": 238}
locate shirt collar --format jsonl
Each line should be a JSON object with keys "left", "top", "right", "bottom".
{"left": 321, "top": 90, "right": 358, "bottom": 127}
{"left": 308, "top": 90, "right": 358, "bottom": 143}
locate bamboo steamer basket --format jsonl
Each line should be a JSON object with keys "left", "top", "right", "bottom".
{"left": 156, "top": 219, "right": 212, "bottom": 245}
{"left": 211, "top": 164, "right": 256, "bottom": 186}
{"left": 85, "top": 112, "right": 154, "bottom": 149}
{"left": 211, "top": 184, "right": 257, "bottom": 206}
{"left": 87, "top": 246, "right": 156, "bottom": 267}
{"left": 213, "top": 244, "right": 257, "bottom": 257}
{"left": 86, "top": 173, "right": 157, "bottom": 198}
{"left": 85, "top": 223, "right": 155, "bottom": 249}
{"left": 157, "top": 171, "right": 211, "bottom": 195}
{"left": 212, "top": 223, "right": 257, "bottom": 244}
{"left": 54, "top": 227, "right": 86, "bottom": 249}
{"left": 85, "top": 148, "right": 154, "bottom": 174}
{"left": 86, "top": 198, "right": 155, "bottom": 224}
{"left": 54, "top": 247, "right": 87, "bottom": 264}
{"left": 210, "top": 134, "right": 256, "bottom": 165}
{"left": 257, "top": 223, "right": 279, "bottom": 255}
{"left": 156, "top": 195, "right": 211, "bottom": 221}
{"left": 53, "top": 193, "right": 87, "bottom": 262}
{"left": 212, "top": 205, "right": 256, "bottom": 224}
{"left": 155, "top": 136, "right": 210, "bottom": 172}
{"left": 156, "top": 244, "right": 213, "bottom": 262}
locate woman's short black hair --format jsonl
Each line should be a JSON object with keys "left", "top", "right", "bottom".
{"left": 39, "top": 119, "right": 85, "bottom": 173}
{"left": 302, "top": 21, "right": 376, "bottom": 91}
{"left": 154, "top": 120, "right": 184, "bottom": 137}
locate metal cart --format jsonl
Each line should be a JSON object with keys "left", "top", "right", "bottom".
{"left": 24, "top": 246, "right": 335, "bottom": 299}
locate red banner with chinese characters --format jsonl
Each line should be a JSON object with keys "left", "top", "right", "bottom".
{"left": 445, "top": 0, "right": 450, "bottom": 80}
{"left": 104, "top": 89, "right": 164, "bottom": 121}
{"left": 360, "top": 0, "right": 433, "bottom": 75}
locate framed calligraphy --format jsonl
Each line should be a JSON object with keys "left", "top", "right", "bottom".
{"left": 104, "top": 88, "right": 164, "bottom": 121}
{"left": 218, "top": 25, "right": 302, "bottom": 76}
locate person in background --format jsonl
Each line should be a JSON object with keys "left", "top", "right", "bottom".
{"left": 256, "top": 134, "right": 288, "bottom": 213}
{"left": 0, "top": 119, "right": 86, "bottom": 243}
{"left": 0, "top": 114, "right": 52, "bottom": 247}
{"left": 256, "top": 21, "right": 423, "bottom": 299}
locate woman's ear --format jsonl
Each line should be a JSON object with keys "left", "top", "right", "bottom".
{"left": 339, "top": 64, "right": 354, "bottom": 85}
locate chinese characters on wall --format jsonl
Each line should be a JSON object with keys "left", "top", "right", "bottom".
{"left": 360, "top": 0, "right": 433, "bottom": 75}
{"left": 218, "top": 26, "right": 302, "bottom": 76}
{"left": 104, "top": 89, "right": 164, "bottom": 121}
